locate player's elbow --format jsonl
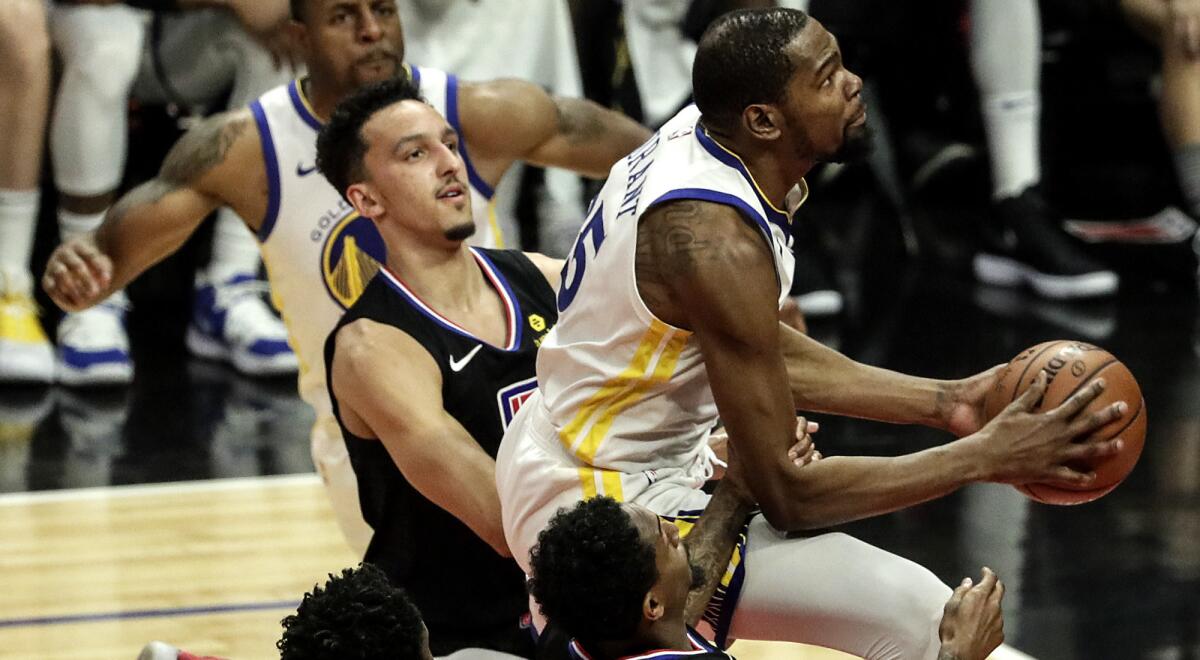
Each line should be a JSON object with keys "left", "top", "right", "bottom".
{"left": 754, "top": 471, "right": 842, "bottom": 531}
{"left": 757, "top": 498, "right": 819, "bottom": 532}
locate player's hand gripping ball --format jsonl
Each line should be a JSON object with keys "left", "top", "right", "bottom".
{"left": 984, "top": 340, "right": 1146, "bottom": 504}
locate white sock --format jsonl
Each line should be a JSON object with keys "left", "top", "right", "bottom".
{"left": 0, "top": 189, "right": 40, "bottom": 289}
{"left": 970, "top": 0, "right": 1042, "bottom": 199}
{"left": 57, "top": 208, "right": 106, "bottom": 242}
{"left": 205, "top": 209, "right": 262, "bottom": 285}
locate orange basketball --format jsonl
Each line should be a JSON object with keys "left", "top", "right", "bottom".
{"left": 983, "top": 340, "right": 1147, "bottom": 505}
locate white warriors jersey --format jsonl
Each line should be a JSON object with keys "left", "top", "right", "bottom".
{"left": 250, "top": 66, "right": 504, "bottom": 412}
{"left": 532, "top": 104, "right": 807, "bottom": 491}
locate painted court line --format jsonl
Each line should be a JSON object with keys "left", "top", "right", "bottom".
{"left": 0, "top": 600, "right": 300, "bottom": 629}
{"left": 0, "top": 473, "right": 322, "bottom": 506}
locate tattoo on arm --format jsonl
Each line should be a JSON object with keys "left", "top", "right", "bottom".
{"left": 100, "top": 113, "right": 248, "bottom": 239}
{"left": 553, "top": 96, "right": 608, "bottom": 144}
{"left": 160, "top": 112, "right": 250, "bottom": 185}
{"left": 681, "top": 481, "right": 754, "bottom": 626}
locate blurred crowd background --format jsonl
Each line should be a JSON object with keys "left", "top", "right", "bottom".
{"left": 2, "top": 0, "right": 1199, "bottom": 391}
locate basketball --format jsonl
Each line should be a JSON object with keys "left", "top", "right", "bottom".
{"left": 983, "top": 340, "right": 1147, "bottom": 505}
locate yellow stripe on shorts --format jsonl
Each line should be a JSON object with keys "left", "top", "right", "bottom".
{"left": 559, "top": 320, "right": 688, "bottom": 499}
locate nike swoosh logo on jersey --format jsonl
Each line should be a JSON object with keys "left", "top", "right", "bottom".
{"left": 449, "top": 344, "right": 483, "bottom": 372}
{"left": 296, "top": 162, "right": 318, "bottom": 176}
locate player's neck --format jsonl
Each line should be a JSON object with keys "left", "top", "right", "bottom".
{"left": 592, "top": 620, "right": 692, "bottom": 660}
{"left": 384, "top": 237, "right": 486, "bottom": 310}
{"left": 704, "top": 125, "right": 814, "bottom": 211}
{"left": 301, "top": 77, "right": 339, "bottom": 124}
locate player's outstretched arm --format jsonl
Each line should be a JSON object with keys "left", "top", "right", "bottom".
{"left": 42, "top": 109, "right": 259, "bottom": 312}
{"left": 458, "top": 79, "right": 651, "bottom": 181}
{"left": 330, "top": 319, "right": 511, "bottom": 557}
{"left": 651, "top": 201, "right": 1127, "bottom": 530}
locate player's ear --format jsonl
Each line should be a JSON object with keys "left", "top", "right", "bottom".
{"left": 286, "top": 15, "right": 309, "bottom": 52}
{"left": 742, "top": 104, "right": 782, "bottom": 141}
{"left": 643, "top": 590, "right": 665, "bottom": 622}
{"left": 347, "top": 183, "right": 385, "bottom": 220}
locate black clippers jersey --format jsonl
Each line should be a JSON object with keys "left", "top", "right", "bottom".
{"left": 325, "top": 248, "right": 557, "bottom": 657}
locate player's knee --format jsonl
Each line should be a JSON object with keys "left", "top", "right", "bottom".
{"left": 828, "top": 533, "right": 947, "bottom": 659}
{"left": 59, "top": 37, "right": 142, "bottom": 104}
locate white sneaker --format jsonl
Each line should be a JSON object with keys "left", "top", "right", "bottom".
{"left": 56, "top": 292, "right": 133, "bottom": 387}
{"left": 187, "top": 274, "right": 298, "bottom": 377}
{"left": 0, "top": 272, "right": 54, "bottom": 384}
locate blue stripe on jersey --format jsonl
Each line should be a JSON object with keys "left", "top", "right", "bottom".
{"left": 445, "top": 73, "right": 496, "bottom": 199}
{"left": 287, "top": 80, "right": 324, "bottom": 131}
{"left": 647, "top": 189, "right": 781, "bottom": 290}
{"left": 249, "top": 100, "right": 282, "bottom": 242}
{"left": 693, "top": 126, "right": 790, "bottom": 234}
{"left": 409, "top": 64, "right": 422, "bottom": 87}
{"left": 377, "top": 251, "right": 524, "bottom": 352}
{"left": 472, "top": 249, "right": 524, "bottom": 349}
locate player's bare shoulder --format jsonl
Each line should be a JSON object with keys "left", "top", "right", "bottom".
{"left": 636, "top": 200, "right": 776, "bottom": 326}
{"left": 637, "top": 199, "right": 772, "bottom": 280}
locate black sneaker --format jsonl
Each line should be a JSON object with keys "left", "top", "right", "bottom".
{"left": 974, "top": 187, "right": 1119, "bottom": 299}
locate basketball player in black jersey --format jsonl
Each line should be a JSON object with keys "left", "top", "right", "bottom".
{"left": 316, "top": 77, "right": 564, "bottom": 657}
{"left": 531, "top": 494, "right": 1008, "bottom": 660}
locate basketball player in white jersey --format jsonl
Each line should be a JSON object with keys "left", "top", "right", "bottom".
{"left": 40, "top": 0, "right": 649, "bottom": 554}
{"left": 496, "top": 9, "right": 1128, "bottom": 660}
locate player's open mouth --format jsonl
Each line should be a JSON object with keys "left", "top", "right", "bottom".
{"left": 437, "top": 184, "right": 465, "bottom": 201}
{"left": 849, "top": 106, "right": 867, "bottom": 127}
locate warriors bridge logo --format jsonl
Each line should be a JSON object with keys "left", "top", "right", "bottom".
{"left": 322, "top": 212, "right": 388, "bottom": 309}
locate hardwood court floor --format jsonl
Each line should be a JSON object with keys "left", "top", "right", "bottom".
{"left": 0, "top": 476, "right": 356, "bottom": 660}
{"left": 3, "top": 268, "right": 1198, "bottom": 659}
{"left": 0, "top": 474, "right": 853, "bottom": 660}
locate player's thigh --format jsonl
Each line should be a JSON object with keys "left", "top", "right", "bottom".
{"left": 730, "top": 520, "right": 950, "bottom": 660}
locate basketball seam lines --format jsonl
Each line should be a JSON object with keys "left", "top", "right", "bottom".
{"left": 1010, "top": 343, "right": 1068, "bottom": 403}
{"left": 1061, "top": 358, "right": 1118, "bottom": 404}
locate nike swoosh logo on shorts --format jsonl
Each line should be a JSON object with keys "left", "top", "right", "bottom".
{"left": 449, "top": 344, "right": 483, "bottom": 372}
{"left": 296, "top": 162, "right": 318, "bottom": 176}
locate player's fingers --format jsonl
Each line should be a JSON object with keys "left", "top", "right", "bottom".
{"left": 991, "top": 577, "right": 1006, "bottom": 607}
{"left": 944, "top": 577, "right": 972, "bottom": 615}
{"left": 46, "top": 259, "right": 83, "bottom": 300}
{"left": 976, "top": 566, "right": 998, "bottom": 593}
{"left": 1066, "top": 401, "right": 1126, "bottom": 436}
{"left": 79, "top": 248, "right": 113, "bottom": 285}
{"left": 812, "top": 450, "right": 822, "bottom": 461}
{"left": 1051, "top": 465, "right": 1097, "bottom": 486}
{"left": 1010, "top": 371, "right": 1048, "bottom": 412}
{"left": 1063, "top": 437, "right": 1124, "bottom": 462}
{"left": 1052, "top": 378, "right": 1107, "bottom": 420}
{"left": 792, "top": 442, "right": 816, "bottom": 467}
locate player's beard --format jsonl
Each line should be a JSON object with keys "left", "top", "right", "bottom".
{"left": 689, "top": 562, "right": 706, "bottom": 590}
{"left": 444, "top": 221, "right": 477, "bottom": 242}
{"left": 828, "top": 123, "right": 874, "bottom": 163}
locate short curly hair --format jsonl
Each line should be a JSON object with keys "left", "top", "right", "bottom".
{"left": 528, "top": 497, "right": 658, "bottom": 647}
{"left": 692, "top": 8, "right": 810, "bottom": 131}
{"left": 277, "top": 563, "right": 426, "bottom": 660}
{"left": 315, "top": 76, "right": 425, "bottom": 202}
